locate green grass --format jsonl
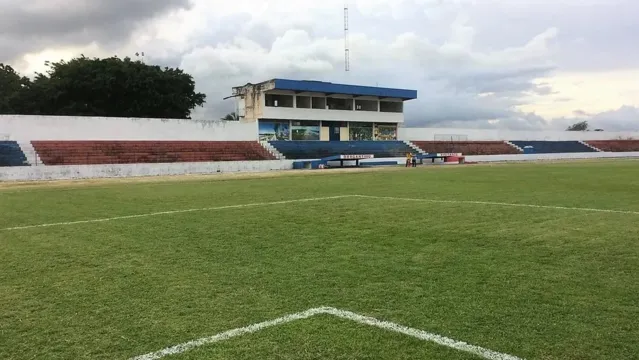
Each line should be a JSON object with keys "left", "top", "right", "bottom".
{"left": 1, "top": 160, "right": 638, "bottom": 360}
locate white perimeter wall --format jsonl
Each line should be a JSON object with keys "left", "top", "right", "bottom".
{"left": 398, "top": 127, "right": 639, "bottom": 141}
{"left": 0, "top": 160, "right": 294, "bottom": 181}
{"left": 0, "top": 115, "right": 258, "bottom": 141}
{"left": 2, "top": 152, "right": 638, "bottom": 181}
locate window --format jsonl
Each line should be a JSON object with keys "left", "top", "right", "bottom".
{"left": 291, "top": 121, "right": 320, "bottom": 140}
{"left": 296, "top": 96, "right": 311, "bottom": 108}
{"left": 349, "top": 122, "right": 373, "bottom": 140}
{"left": 374, "top": 123, "right": 397, "bottom": 140}
{"left": 355, "top": 99, "right": 378, "bottom": 111}
{"left": 265, "top": 94, "right": 294, "bottom": 107}
{"left": 326, "top": 97, "right": 353, "bottom": 110}
{"left": 311, "top": 97, "right": 326, "bottom": 109}
{"left": 380, "top": 101, "right": 403, "bottom": 113}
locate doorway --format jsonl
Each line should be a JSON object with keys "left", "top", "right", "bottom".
{"left": 329, "top": 123, "right": 340, "bottom": 141}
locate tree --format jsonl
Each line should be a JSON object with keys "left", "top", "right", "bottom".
{"left": 221, "top": 112, "right": 239, "bottom": 121}
{"left": 0, "top": 56, "right": 206, "bottom": 118}
{"left": 566, "top": 121, "right": 589, "bottom": 131}
{"left": 0, "top": 63, "right": 31, "bottom": 114}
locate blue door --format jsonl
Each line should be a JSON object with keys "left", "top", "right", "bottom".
{"left": 329, "top": 123, "right": 340, "bottom": 141}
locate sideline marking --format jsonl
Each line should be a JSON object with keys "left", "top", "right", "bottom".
{"left": 4, "top": 193, "right": 636, "bottom": 232}
{"left": 0, "top": 195, "right": 354, "bottom": 231}
{"left": 352, "top": 194, "right": 639, "bottom": 215}
{"left": 129, "top": 306, "right": 523, "bottom": 360}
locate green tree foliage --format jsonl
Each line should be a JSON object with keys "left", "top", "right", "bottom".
{"left": 566, "top": 120, "right": 589, "bottom": 131}
{"left": 0, "top": 64, "right": 31, "bottom": 113}
{"left": 0, "top": 56, "right": 206, "bottom": 118}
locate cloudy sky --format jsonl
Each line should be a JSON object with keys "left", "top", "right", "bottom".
{"left": 1, "top": 0, "right": 638, "bottom": 130}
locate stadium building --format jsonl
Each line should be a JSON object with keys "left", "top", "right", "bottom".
{"left": 230, "top": 79, "right": 417, "bottom": 141}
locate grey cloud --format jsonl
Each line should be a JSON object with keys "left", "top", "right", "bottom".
{"left": 403, "top": 93, "right": 517, "bottom": 126}
{"left": 409, "top": 105, "right": 639, "bottom": 132}
{"left": 3, "top": 0, "right": 636, "bottom": 132}
{"left": 426, "top": 66, "right": 557, "bottom": 95}
{"left": 579, "top": 106, "right": 639, "bottom": 131}
{"left": 0, "top": 0, "right": 192, "bottom": 62}
{"left": 184, "top": 18, "right": 560, "bottom": 127}
{"left": 434, "top": 106, "right": 639, "bottom": 132}
{"left": 468, "top": 0, "right": 639, "bottom": 71}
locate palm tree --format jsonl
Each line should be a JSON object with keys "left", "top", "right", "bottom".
{"left": 221, "top": 112, "right": 239, "bottom": 121}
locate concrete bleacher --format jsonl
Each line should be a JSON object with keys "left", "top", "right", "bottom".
{"left": 509, "top": 141, "right": 597, "bottom": 153}
{"left": 585, "top": 140, "right": 639, "bottom": 152}
{"left": 269, "top": 141, "right": 416, "bottom": 159}
{"left": 31, "top": 141, "right": 276, "bottom": 165}
{"left": 411, "top": 141, "right": 520, "bottom": 155}
{"left": 0, "top": 141, "right": 29, "bottom": 167}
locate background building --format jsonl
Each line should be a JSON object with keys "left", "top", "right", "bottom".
{"left": 231, "top": 79, "right": 417, "bottom": 141}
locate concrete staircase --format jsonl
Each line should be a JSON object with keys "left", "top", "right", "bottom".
{"left": 18, "top": 141, "right": 42, "bottom": 166}
{"left": 579, "top": 140, "right": 602, "bottom": 152}
{"left": 404, "top": 141, "right": 426, "bottom": 155}
{"left": 505, "top": 141, "right": 523, "bottom": 152}
{"left": 260, "top": 141, "right": 285, "bottom": 160}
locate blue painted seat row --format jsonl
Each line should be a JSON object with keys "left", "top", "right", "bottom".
{"left": 0, "top": 141, "right": 29, "bottom": 167}
{"left": 510, "top": 141, "right": 596, "bottom": 154}
{"left": 269, "top": 141, "right": 416, "bottom": 159}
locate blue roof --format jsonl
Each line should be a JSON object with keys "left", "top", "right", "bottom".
{"left": 271, "top": 79, "right": 417, "bottom": 100}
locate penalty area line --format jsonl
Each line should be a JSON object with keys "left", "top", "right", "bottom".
{"left": 129, "top": 306, "right": 523, "bottom": 360}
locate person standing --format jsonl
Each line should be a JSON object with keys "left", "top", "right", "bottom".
{"left": 412, "top": 154, "right": 417, "bottom": 167}
{"left": 405, "top": 152, "right": 412, "bottom": 167}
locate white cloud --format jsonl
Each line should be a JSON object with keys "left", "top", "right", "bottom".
{"left": 3, "top": 0, "right": 638, "bottom": 130}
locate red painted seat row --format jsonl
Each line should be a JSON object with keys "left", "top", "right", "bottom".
{"left": 411, "top": 141, "right": 520, "bottom": 155}
{"left": 585, "top": 140, "right": 639, "bottom": 152}
{"left": 31, "top": 141, "right": 276, "bottom": 165}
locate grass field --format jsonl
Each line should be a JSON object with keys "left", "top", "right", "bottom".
{"left": 1, "top": 160, "right": 638, "bottom": 360}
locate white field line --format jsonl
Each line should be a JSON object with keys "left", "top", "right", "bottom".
{"left": 130, "top": 307, "right": 327, "bottom": 360}
{"left": 0, "top": 195, "right": 354, "bottom": 231}
{"left": 4, "top": 193, "right": 634, "bottom": 232}
{"left": 129, "top": 306, "right": 523, "bottom": 360}
{"left": 323, "top": 307, "right": 522, "bottom": 360}
{"left": 352, "top": 194, "right": 639, "bottom": 215}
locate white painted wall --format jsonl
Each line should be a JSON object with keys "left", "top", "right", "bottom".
{"left": 0, "top": 115, "right": 257, "bottom": 141}
{"left": 398, "top": 127, "right": 639, "bottom": 141}
{"left": 466, "top": 152, "right": 639, "bottom": 162}
{"left": 262, "top": 107, "right": 403, "bottom": 123}
{"left": 0, "top": 160, "right": 294, "bottom": 181}
{"left": 3, "top": 152, "right": 639, "bottom": 181}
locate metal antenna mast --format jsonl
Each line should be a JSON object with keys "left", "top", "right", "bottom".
{"left": 344, "top": 2, "right": 350, "bottom": 72}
